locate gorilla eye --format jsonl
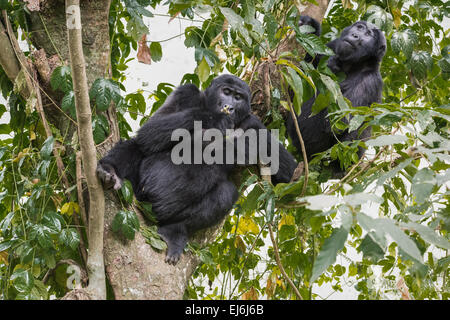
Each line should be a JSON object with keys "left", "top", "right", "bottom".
{"left": 235, "top": 94, "right": 241, "bottom": 100}
{"left": 223, "top": 88, "right": 231, "bottom": 95}
{"left": 357, "top": 24, "right": 364, "bottom": 30}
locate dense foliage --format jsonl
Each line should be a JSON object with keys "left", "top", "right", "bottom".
{"left": 0, "top": 0, "right": 449, "bottom": 299}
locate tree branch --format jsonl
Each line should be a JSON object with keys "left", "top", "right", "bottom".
{"left": 65, "top": 0, "right": 106, "bottom": 299}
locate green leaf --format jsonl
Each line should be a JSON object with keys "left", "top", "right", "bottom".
{"left": 220, "top": 7, "right": 252, "bottom": 45}
{"left": 59, "top": 228, "right": 80, "bottom": 250}
{"left": 42, "top": 211, "right": 63, "bottom": 233}
{"left": 409, "top": 51, "right": 433, "bottom": 80}
{"left": 363, "top": 5, "right": 393, "bottom": 33}
{"left": 365, "top": 134, "right": 408, "bottom": 147}
{"left": 197, "top": 57, "right": 210, "bottom": 83}
{"left": 280, "top": 67, "right": 303, "bottom": 115}
{"left": 120, "top": 179, "right": 134, "bottom": 204}
{"left": 378, "top": 218, "right": 423, "bottom": 262}
{"left": 141, "top": 225, "right": 167, "bottom": 251}
{"left": 358, "top": 232, "right": 385, "bottom": 261}
{"left": 150, "top": 42, "right": 162, "bottom": 62}
{"left": 29, "top": 224, "right": 54, "bottom": 249}
{"left": 112, "top": 210, "right": 140, "bottom": 240}
{"left": 61, "top": 91, "right": 76, "bottom": 118}
{"left": 50, "top": 66, "right": 72, "bottom": 93}
{"left": 343, "top": 192, "right": 383, "bottom": 207}
{"left": 319, "top": 74, "right": 348, "bottom": 110}
{"left": 411, "top": 168, "right": 435, "bottom": 204}
{"left": 11, "top": 269, "right": 34, "bottom": 293}
{"left": 136, "top": 201, "right": 157, "bottom": 223}
{"left": 90, "top": 78, "right": 122, "bottom": 111}
{"left": 391, "top": 29, "right": 418, "bottom": 59}
{"left": 348, "top": 115, "right": 366, "bottom": 132}
{"left": 311, "top": 227, "right": 349, "bottom": 283}
{"left": 92, "top": 114, "right": 110, "bottom": 144}
{"left": 301, "top": 194, "right": 340, "bottom": 210}
{"left": 40, "top": 136, "right": 54, "bottom": 160}
{"left": 401, "top": 222, "right": 450, "bottom": 250}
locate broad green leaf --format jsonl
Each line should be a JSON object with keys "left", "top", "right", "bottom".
{"left": 280, "top": 67, "right": 303, "bottom": 115}
{"left": 150, "top": 42, "right": 162, "bottom": 62}
{"left": 358, "top": 232, "right": 385, "bottom": 261}
{"left": 409, "top": 51, "right": 433, "bottom": 80}
{"left": 363, "top": 5, "right": 393, "bottom": 33}
{"left": 220, "top": 7, "right": 252, "bottom": 45}
{"left": 112, "top": 210, "right": 140, "bottom": 240}
{"left": 378, "top": 218, "right": 423, "bottom": 262}
{"left": 40, "top": 136, "right": 54, "bottom": 160}
{"left": 120, "top": 179, "right": 134, "bottom": 204}
{"left": 42, "top": 211, "right": 63, "bottom": 233}
{"left": 343, "top": 192, "right": 383, "bottom": 207}
{"left": 365, "top": 134, "right": 408, "bottom": 147}
{"left": 61, "top": 91, "right": 76, "bottom": 118}
{"left": 59, "top": 228, "right": 80, "bottom": 250}
{"left": 348, "top": 115, "right": 366, "bottom": 132}
{"left": 241, "top": 184, "right": 264, "bottom": 212}
{"left": 310, "top": 227, "right": 349, "bottom": 283}
{"left": 141, "top": 225, "right": 167, "bottom": 251}
{"left": 89, "top": 78, "right": 122, "bottom": 111}
{"left": 319, "top": 74, "right": 348, "bottom": 109}
{"left": 50, "top": 66, "right": 72, "bottom": 93}
{"left": 376, "top": 158, "right": 413, "bottom": 186}
{"left": 197, "top": 57, "right": 210, "bottom": 83}
{"left": 357, "top": 213, "right": 387, "bottom": 250}
{"left": 300, "top": 194, "right": 340, "bottom": 210}
{"left": 11, "top": 269, "right": 34, "bottom": 293}
{"left": 391, "top": 29, "right": 418, "bottom": 59}
{"left": 411, "top": 168, "right": 435, "bottom": 204}
{"left": 29, "top": 224, "right": 54, "bottom": 249}
{"left": 401, "top": 222, "right": 450, "bottom": 250}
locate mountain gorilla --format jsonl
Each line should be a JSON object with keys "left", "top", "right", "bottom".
{"left": 97, "top": 75, "right": 297, "bottom": 264}
{"left": 287, "top": 16, "right": 386, "bottom": 174}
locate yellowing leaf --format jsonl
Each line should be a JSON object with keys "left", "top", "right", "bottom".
{"left": 61, "top": 202, "right": 80, "bottom": 216}
{"left": 197, "top": 57, "right": 210, "bottom": 83}
{"left": 234, "top": 235, "right": 246, "bottom": 252}
{"left": 242, "top": 287, "right": 258, "bottom": 300}
{"left": 236, "top": 216, "right": 259, "bottom": 235}
{"left": 278, "top": 214, "right": 295, "bottom": 230}
{"left": 0, "top": 251, "right": 8, "bottom": 265}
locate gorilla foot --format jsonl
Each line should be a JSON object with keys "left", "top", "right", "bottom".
{"left": 96, "top": 163, "right": 123, "bottom": 190}
{"left": 158, "top": 224, "right": 188, "bottom": 265}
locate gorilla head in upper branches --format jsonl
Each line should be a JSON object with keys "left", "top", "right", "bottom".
{"left": 327, "top": 20, "right": 386, "bottom": 74}
{"left": 286, "top": 17, "right": 386, "bottom": 176}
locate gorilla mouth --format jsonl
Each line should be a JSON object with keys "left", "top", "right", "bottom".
{"left": 221, "top": 104, "right": 233, "bottom": 115}
{"left": 343, "top": 39, "right": 354, "bottom": 48}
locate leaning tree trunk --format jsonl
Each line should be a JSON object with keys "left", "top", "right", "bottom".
{"left": 0, "top": 0, "right": 329, "bottom": 299}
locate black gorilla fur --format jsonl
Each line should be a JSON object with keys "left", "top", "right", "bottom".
{"left": 287, "top": 16, "right": 386, "bottom": 174}
{"left": 97, "top": 75, "right": 297, "bottom": 264}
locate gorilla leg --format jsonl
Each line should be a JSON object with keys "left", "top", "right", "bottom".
{"left": 97, "top": 138, "right": 143, "bottom": 191}
{"left": 158, "top": 179, "right": 238, "bottom": 265}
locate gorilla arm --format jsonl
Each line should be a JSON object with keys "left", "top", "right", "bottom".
{"left": 238, "top": 114, "right": 297, "bottom": 184}
{"left": 135, "top": 84, "right": 205, "bottom": 155}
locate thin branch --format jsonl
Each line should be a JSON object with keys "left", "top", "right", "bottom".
{"left": 278, "top": 67, "right": 309, "bottom": 196}
{"left": 66, "top": 0, "right": 106, "bottom": 299}
{"left": 268, "top": 224, "right": 303, "bottom": 300}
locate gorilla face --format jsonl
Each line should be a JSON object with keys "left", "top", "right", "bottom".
{"left": 331, "top": 21, "right": 386, "bottom": 64}
{"left": 205, "top": 75, "right": 251, "bottom": 126}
